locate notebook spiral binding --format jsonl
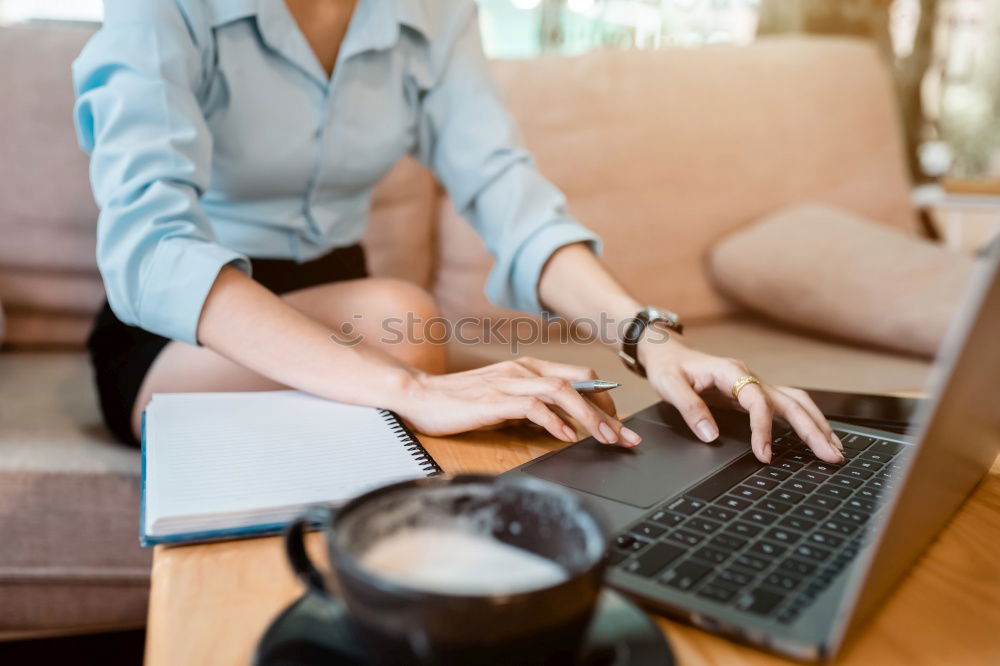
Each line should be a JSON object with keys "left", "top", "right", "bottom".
{"left": 377, "top": 409, "right": 443, "bottom": 476}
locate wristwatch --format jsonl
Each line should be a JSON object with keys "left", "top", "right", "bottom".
{"left": 619, "top": 306, "right": 684, "bottom": 377}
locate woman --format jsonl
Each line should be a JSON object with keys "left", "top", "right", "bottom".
{"left": 73, "top": 0, "right": 844, "bottom": 464}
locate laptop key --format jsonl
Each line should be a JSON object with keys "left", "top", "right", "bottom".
{"left": 632, "top": 522, "right": 666, "bottom": 539}
{"left": 841, "top": 435, "right": 874, "bottom": 450}
{"left": 794, "top": 544, "right": 832, "bottom": 562}
{"left": 859, "top": 450, "right": 893, "bottom": 464}
{"left": 871, "top": 441, "right": 906, "bottom": 455}
{"left": 808, "top": 531, "right": 844, "bottom": 548}
{"left": 749, "top": 541, "right": 787, "bottom": 558}
{"left": 781, "top": 451, "right": 813, "bottom": 463}
{"left": 838, "top": 467, "right": 873, "bottom": 481}
{"left": 714, "top": 568, "right": 755, "bottom": 586}
{"left": 665, "top": 496, "right": 706, "bottom": 515}
{"left": 782, "top": 479, "right": 818, "bottom": 494}
{"left": 794, "top": 470, "right": 829, "bottom": 484}
{"left": 665, "top": 529, "right": 705, "bottom": 547}
{"left": 834, "top": 509, "right": 868, "bottom": 524}
{"left": 726, "top": 521, "right": 763, "bottom": 538}
{"left": 745, "top": 477, "right": 780, "bottom": 491}
{"left": 829, "top": 476, "right": 863, "bottom": 489}
{"left": 698, "top": 583, "right": 740, "bottom": 604}
{"left": 733, "top": 486, "right": 767, "bottom": 501}
{"left": 765, "top": 528, "right": 802, "bottom": 544}
{"left": 756, "top": 498, "right": 793, "bottom": 515}
{"left": 821, "top": 519, "right": 859, "bottom": 535}
{"left": 856, "top": 487, "right": 882, "bottom": 502}
{"left": 738, "top": 588, "right": 785, "bottom": 615}
{"left": 757, "top": 468, "right": 792, "bottom": 482}
{"left": 851, "top": 459, "right": 883, "bottom": 472}
{"left": 791, "top": 503, "right": 829, "bottom": 520}
{"left": 845, "top": 497, "right": 875, "bottom": 513}
{"left": 710, "top": 533, "right": 748, "bottom": 552}
{"left": 693, "top": 546, "right": 731, "bottom": 565}
{"left": 779, "top": 558, "right": 817, "bottom": 577}
{"left": 807, "top": 461, "right": 840, "bottom": 474}
{"left": 733, "top": 553, "right": 770, "bottom": 572}
{"left": 768, "top": 489, "right": 805, "bottom": 504}
{"left": 614, "top": 534, "right": 638, "bottom": 550}
{"left": 816, "top": 484, "right": 852, "bottom": 499}
{"left": 621, "top": 542, "right": 685, "bottom": 577}
{"left": 686, "top": 518, "right": 723, "bottom": 535}
{"left": 701, "top": 506, "right": 737, "bottom": 522}
{"left": 660, "top": 560, "right": 712, "bottom": 591}
{"left": 744, "top": 510, "right": 779, "bottom": 526}
{"left": 775, "top": 460, "right": 804, "bottom": 472}
{"left": 717, "top": 495, "right": 753, "bottom": 511}
{"left": 804, "top": 493, "right": 842, "bottom": 509}
{"left": 649, "top": 510, "right": 686, "bottom": 527}
{"left": 779, "top": 515, "right": 816, "bottom": 532}
{"left": 764, "top": 572, "right": 802, "bottom": 591}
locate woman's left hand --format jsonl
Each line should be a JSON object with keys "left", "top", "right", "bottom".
{"left": 639, "top": 330, "right": 845, "bottom": 464}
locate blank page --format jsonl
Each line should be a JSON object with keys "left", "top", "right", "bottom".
{"left": 144, "top": 391, "right": 431, "bottom": 536}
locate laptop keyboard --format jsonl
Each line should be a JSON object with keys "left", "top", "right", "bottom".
{"left": 607, "top": 428, "right": 913, "bottom": 624}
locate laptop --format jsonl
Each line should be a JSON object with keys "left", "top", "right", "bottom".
{"left": 507, "top": 242, "right": 1000, "bottom": 660}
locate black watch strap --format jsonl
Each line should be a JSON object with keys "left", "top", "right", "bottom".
{"left": 619, "top": 308, "right": 683, "bottom": 378}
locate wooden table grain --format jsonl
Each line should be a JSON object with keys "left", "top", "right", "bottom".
{"left": 144, "top": 426, "right": 1000, "bottom": 666}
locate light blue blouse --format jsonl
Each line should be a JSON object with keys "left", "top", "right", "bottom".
{"left": 72, "top": 0, "right": 599, "bottom": 345}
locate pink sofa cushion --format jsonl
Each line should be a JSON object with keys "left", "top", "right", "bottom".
{"left": 708, "top": 204, "right": 974, "bottom": 357}
{"left": 432, "top": 38, "right": 916, "bottom": 323}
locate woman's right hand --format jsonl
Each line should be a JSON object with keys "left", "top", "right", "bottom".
{"left": 388, "top": 357, "right": 642, "bottom": 447}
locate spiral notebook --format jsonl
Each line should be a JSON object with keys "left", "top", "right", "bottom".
{"left": 140, "top": 390, "right": 440, "bottom": 546}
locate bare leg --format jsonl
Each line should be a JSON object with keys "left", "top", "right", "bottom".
{"left": 130, "top": 277, "right": 447, "bottom": 439}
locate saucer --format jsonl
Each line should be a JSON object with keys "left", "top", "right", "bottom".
{"left": 254, "top": 588, "right": 674, "bottom": 666}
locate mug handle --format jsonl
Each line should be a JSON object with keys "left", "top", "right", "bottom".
{"left": 285, "top": 504, "right": 337, "bottom": 595}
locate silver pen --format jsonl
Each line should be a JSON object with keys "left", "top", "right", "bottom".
{"left": 571, "top": 380, "right": 621, "bottom": 394}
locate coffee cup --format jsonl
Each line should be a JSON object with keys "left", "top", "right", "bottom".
{"left": 284, "top": 474, "right": 609, "bottom": 665}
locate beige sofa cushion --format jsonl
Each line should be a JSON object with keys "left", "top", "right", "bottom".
{"left": 709, "top": 204, "right": 975, "bottom": 358}
{"left": 433, "top": 37, "right": 916, "bottom": 323}
{"left": 0, "top": 353, "right": 149, "bottom": 633}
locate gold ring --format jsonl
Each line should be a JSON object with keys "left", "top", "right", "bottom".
{"left": 731, "top": 375, "right": 760, "bottom": 401}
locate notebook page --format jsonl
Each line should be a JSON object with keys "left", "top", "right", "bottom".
{"left": 146, "top": 391, "right": 428, "bottom": 533}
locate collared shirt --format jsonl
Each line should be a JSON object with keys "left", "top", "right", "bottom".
{"left": 72, "top": 0, "right": 599, "bottom": 345}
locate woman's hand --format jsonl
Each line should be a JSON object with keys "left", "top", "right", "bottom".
{"left": 388, "top": 357, "right": 642, "bottom": 447}
{"left": 639, "top": 330, "right": 845, "bottom": 464}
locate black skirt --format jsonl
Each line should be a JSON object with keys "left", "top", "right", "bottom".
{"left": 87, "top": 244, "right": 368, "bottom": 446}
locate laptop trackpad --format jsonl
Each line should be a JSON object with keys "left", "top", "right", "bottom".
{"left": 521, "top": 412, "right": 750, "bottom": 509}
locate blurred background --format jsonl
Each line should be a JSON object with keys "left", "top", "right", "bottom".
{"left": 2, "top": 0, "right": 998, "bottom": 243}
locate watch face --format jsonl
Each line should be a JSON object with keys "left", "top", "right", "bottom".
{"left": 646, "top": 307, "right": 679, "bottom": 326}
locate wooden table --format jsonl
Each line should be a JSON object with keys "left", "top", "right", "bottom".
{"left": 145, "top": 426, "right": 1000, "bottom": 665}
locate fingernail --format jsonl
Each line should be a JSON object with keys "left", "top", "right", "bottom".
{"left": 620, "top": 426, "right": 642, "bottom": 447}
{"left": 562, "top": 425, "right": 577, "bottom": 442}
{"left": 599, "top": 422, "right": 618, "bottom": 444}
{"left": 830, "top": 433, "right": 844, "bottom": 451}
{"left": 695, "top": 419, "right": 719, "bottom": 443}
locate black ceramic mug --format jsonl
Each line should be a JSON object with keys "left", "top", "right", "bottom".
{"left": 284, "top": 474, "right": 609, "bottom": 665}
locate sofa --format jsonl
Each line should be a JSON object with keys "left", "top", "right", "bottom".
{"left": 0, "top": 23, "right": 931, "bottom": 638}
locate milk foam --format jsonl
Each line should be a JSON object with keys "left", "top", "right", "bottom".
{"left": 359, "top": 527, "right": 569, "bottom": 595}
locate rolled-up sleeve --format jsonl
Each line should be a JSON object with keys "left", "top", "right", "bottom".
{"left": 72, "top": 0, "right": 249, "bottom": 345}
{"left": 415, "top": 4, "right": 601, "bottom": 315}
